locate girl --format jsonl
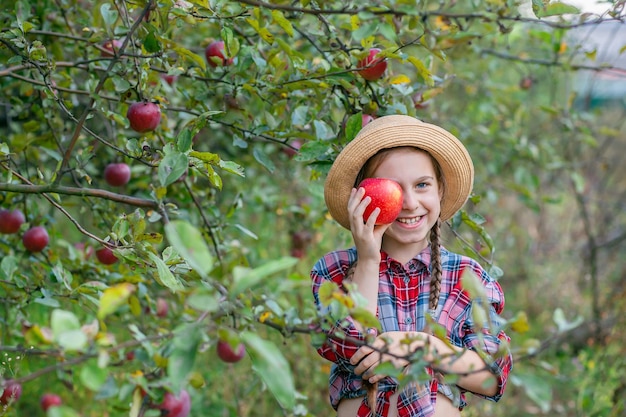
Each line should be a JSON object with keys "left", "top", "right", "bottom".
{"left": 311, "top": 115, "right": 512, "bottom": 417}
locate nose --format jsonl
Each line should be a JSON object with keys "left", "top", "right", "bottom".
{"left": 402, "top": 188, "right": 419, "bottom": 212}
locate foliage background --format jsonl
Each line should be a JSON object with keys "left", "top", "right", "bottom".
{"left": 1, "top": 0, "right": 625, "bottom": 416}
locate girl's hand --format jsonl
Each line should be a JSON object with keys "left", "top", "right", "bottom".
{"left": 347, "top": 187, "right": 390, "bottom": 262}
{"left": 350, "top": 331, "right": 433, "bottom": 384}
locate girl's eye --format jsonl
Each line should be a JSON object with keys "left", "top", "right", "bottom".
{"left": 416, "top": 182, "right": 427, "bottom": 189}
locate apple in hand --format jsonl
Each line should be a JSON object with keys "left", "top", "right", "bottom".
{"left": 95, "top": 247, "right": 118, "bottom": 265}
{"left": 104, "top": 163, "right": 131, "bottom": 187}
{"left": 358, "top": 178, "right": 403, "bottom": 225}
{"left": 40, "top": 393, "right": 62, "bottom": 411}
{"left": 216, "top": 339, "right": 246, "bottom": 363}
{"left": 205, "top": 41, "right": 235, "bottom": 68}
{"left": 159, "top": 389, "right": 191, "bottom": 417}
{"left": 0, "top": 380, "right": 22, "bottom": 405}
{"left": 357, "top": 48, "right": 387, "bottom": 81}
{"left": 127, "top": 102, "right": 161, "bottom": 133}
{"left": 0, "top": 209, "right": 25, "bottom": 234}
{"left": 22, "top": 226, "right": 49, "bottom": 252}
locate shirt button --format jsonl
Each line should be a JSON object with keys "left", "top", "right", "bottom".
{"left": 405, "top": 317, "right": 413, "bottom": 325}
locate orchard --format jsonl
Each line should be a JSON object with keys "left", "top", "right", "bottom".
{"left": 1, "top": 1, "right": 625, "bottom": 417}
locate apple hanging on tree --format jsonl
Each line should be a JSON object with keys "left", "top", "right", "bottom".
{"left": 216, "top": 339, "right": 246, "bottom": 363}
{"left": 22, "top": 225, "right": 50, "bottom": 252}
{"left": 0, "top": 209, "right": 25, "bottom": 234}
{"left": 205, "top": 41, "right": 235, "bottom": 68}
{"left": 358, "top": 178, "right": 404, "bottom": 225}
{"left": 357, "top": 48, "right": 387, "bottom": 81}
{"left": 40, "top": 393, "right": 62, "bottom": 411}
{"left": 95, "top": 246, "right": 118, "bottom": 265}
{"left": 158, "top": 389, "right": 191, "bottom": 417}
{"left": 0, "top": 379, "right": 22, "bottom": 406}
{"left": 101, "top": 39, "right": 122, "bottom": 57}
{"left": 126, "top": 101, "right": 161, "bottom": 133}
{"left": 104, "top": 163, "right": 131, "bottom": 187}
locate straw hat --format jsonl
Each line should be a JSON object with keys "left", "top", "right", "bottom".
{"left": 324, "top": 115, "right": 474, "bottom": 229}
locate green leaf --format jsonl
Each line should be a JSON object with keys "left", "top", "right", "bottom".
{"left": 48, "top": 405, "right": 82, "bottom": 417}
{"left": 147, "top": 252, "right": 185, "bottom": 292}
{"left": 80, "top": 360, "right": 108, "bottom": 391}
{"left": 242, "top": 332, "right": 295, "bottom": 410}
{"left": 158, "top": 152, "right": 189, "bottom": 186}
{"left": 252, "top": 145, "right": 276, "bottom": 173}
{"left": 407, "top": 56, "right": 434, "bottom": 87}
{"left": 350, "top": 307, "right": 381, "bottom": 331}
{"left": 230, "top": 257, "right": 298, "bottom": 296}
{"left": 51, "top": 310, "right": 88, "bottom": 351}
{"left": 510, "top": 371, "right": 552, "bottom": 412}
{"left": 345, "top": 113, "right": 363, "bottom": 142}
{"left": 177, "top": 128, "right": 193, "bottom": 152}
{"left": 168, "top": 323, "right": 201, "bottom": 392}
{"left": 143, "top": 31, "right": 160, "bottom": 53}
{"left": 536, "top": 2, "right": 580, "bottom": 17}
{"left": 165, "top": 220, "right": 214, "bottom": 279}
{"left": 0, "top": 255, "right": 18, "bottom": 280}
{"left": 100, "top": 4, "right": 119, "bottom": 30}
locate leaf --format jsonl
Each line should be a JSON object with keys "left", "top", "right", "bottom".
{"left": 97, "top": 283, "right": 136, "bottom": 320}
{"left": 350, "top": 307, "right": 381, "bottom": 331}
{"left": 246, "top": 17, "right": 275, "bottom": 44}
{"left": 252, "top": 145, "right": 276, "bottom": 173}
{"left": 158, "top": 152, "right": 189, "bottom": 186}
{"left": 242, "top": 332, "right": 295, "bottom": 410}
{"left": 407, "top": 56, "right": 434, "bottom": 87}
{"left": 318, "top": 281, "right": 339, "bottom": 306}
{"left": 171, "top": 45, "right": 206, "bottom": 71}
{"left": 345, "top": 113, "right": 363, "bottom": 142}
{"left": 100, "top": 4, "right": 118, "bottom": 30}
{"left": 271, "top": 10, "right": 294, "bottom": 36}
{"left": 165, "top": 220, "right": 214, "bottom": 279}
{"left": 51, "top": 310, "right": 88, "bottom": 351}
{"left": 80, "top": 360, "right": 108, "bottom": 391}
{"left": 536, "top": 2, "right": 580, "bottom": 17}
{"left": 510, "top": 311, "right": 530, "bottom": 334}
{"left": 168, "top": 323, "right": 201, "bottom": 392}
{"left": 553, "top": 308, "right": 584, "bottom": 332}
{"left": 510, "top": 372, "right": 552, "bottom": 412}
{"left": 390, "top": 74, "right": 411, "bottom": 85}
{"left": 230, "top": 257, "right": 298, "bottom": 296}
{"left": 148, "top": 252, "right": 185, "bottom": 292}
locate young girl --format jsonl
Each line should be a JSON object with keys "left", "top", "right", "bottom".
{"left": 311, "top": 115, "right": 512, "bottom": 417}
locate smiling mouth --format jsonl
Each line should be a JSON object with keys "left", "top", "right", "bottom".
{"left": 397, "top": 216, "right": 422, "bottom": 225}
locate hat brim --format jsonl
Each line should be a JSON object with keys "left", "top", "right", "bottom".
{"left": 324, "top": 115, "right": 474, "bottom": 229}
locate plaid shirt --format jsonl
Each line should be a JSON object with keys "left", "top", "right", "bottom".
{"left": 311, "top": 245, "right": 512, "bottom": 417}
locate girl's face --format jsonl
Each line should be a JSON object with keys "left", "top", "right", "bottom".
{"left": 370, "top": 148, "right": 443, "bottom": 259}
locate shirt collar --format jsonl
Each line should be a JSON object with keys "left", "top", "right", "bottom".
{"left": 380, "top": 245, "right": 432, "bottom": 271}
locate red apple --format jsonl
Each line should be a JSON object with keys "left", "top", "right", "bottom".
{"left": 159, "top": 389, "right": 191, "bottom": 417}
{"left": 95, "top": 247, "right": 118, "bottom": 265}
{"left": 22, "top": 226, "right": 49, "bottom": 252}
{"left": 162, "top": 74, "right": 178, "bottom": 85}
{"left": 520, "top": 76, "right": 533, "bottom": 90}
{"left": 126, "top": 102, "right": 161, "bottom": 133}
{"left": 362, "top": 114, "right": 375, "bottom": 127}
{"left": 358, "top": 178, "right": 404, "bottom": 225}
{"left": 101, "top": 39, "right": 122, "bottom": 57}
{"left": 357, "top": 48, "right": 387, "bottom": 81}
{"left": 0, "top": 380, "right": 22, "bottom": 405}
{"left": 156, "top": 297, "right": 169, "bottom": 318}
{"left": 0, "top": 209, "right": 25, "bottom": 234}
{"left": 216, "top": 339, "right": 246, "bottom": 363}
{"left": 40, "top": 393, "right": 62, "bottom": 411}
{"left": 282, "top": 139, "right": 302, "bottom": 158}
{"left": 205, "top": 41, "right": 234, "bottom": 68}
{"left": 104, "top": 163, "right": 131, "bottom": 187}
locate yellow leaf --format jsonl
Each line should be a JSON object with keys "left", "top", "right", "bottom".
{"left": 98, "top": 283, "right": 136, "bottom": 320}
{"left": 259, "top": 311, "right": 272, "bottom": 323}
{"left": 407, "top": 56, "right": 434, "bottom": 87}
{"left": 390, "top": 74, "right": 411, "bottom": 85}
{"left": 350, "top": 15, "right": 360, "bottom": 31}
{"left": 271, "top": 10, "right": 294, "bottom": 37}
{"left": 510, "top": 311, "right": 530, "bottom": 334}
{"left": 246, "top": 18, "right": 275, "bottom": 45}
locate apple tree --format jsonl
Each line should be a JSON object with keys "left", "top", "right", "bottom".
{"left": 1, "top": 0, "right": 625, "bottom": 416}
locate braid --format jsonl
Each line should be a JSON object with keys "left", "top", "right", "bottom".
{"left": 429, "top": 220, "right": 442, "bottom": 310}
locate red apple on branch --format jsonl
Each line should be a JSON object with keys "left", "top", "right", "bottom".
{"left": 126, "top": 102, "right": 161, "bottom": 133}
{"left": 101, "top": 39, "right": 122, "bottom": 57}
{"left": 357, "top": 48, "right": 387, "bottom": 81}
{"left": 95, "top": 247, "right": 118, "bottom": 265}
{"left": 205, "top": 41, "right": 234, "bottom": 68}
{"left": 0, "top": 380, "right": 22, "bottom": 406}
{"left": 22, "top": 226, "right": 49, "bottom": 252}
{"left": 104, "top": 163, "right": 131, "bottom": 187}
{"left": 216, "top": 339, "right": 246, "bottom": 363}
{"left": 0, "top": 209, "right": 25, "bottom": 234}
{"left": 159, "top": 389, "right": 191, "bottom": 417}
{"left": 358, "top": 178, "right": 404, "bottom": 225}
{"left": 40, "top": 393, "right": 62, "bottom": 411}
{"left": 156, "top": 297, "right": 169, "bottom": 318}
